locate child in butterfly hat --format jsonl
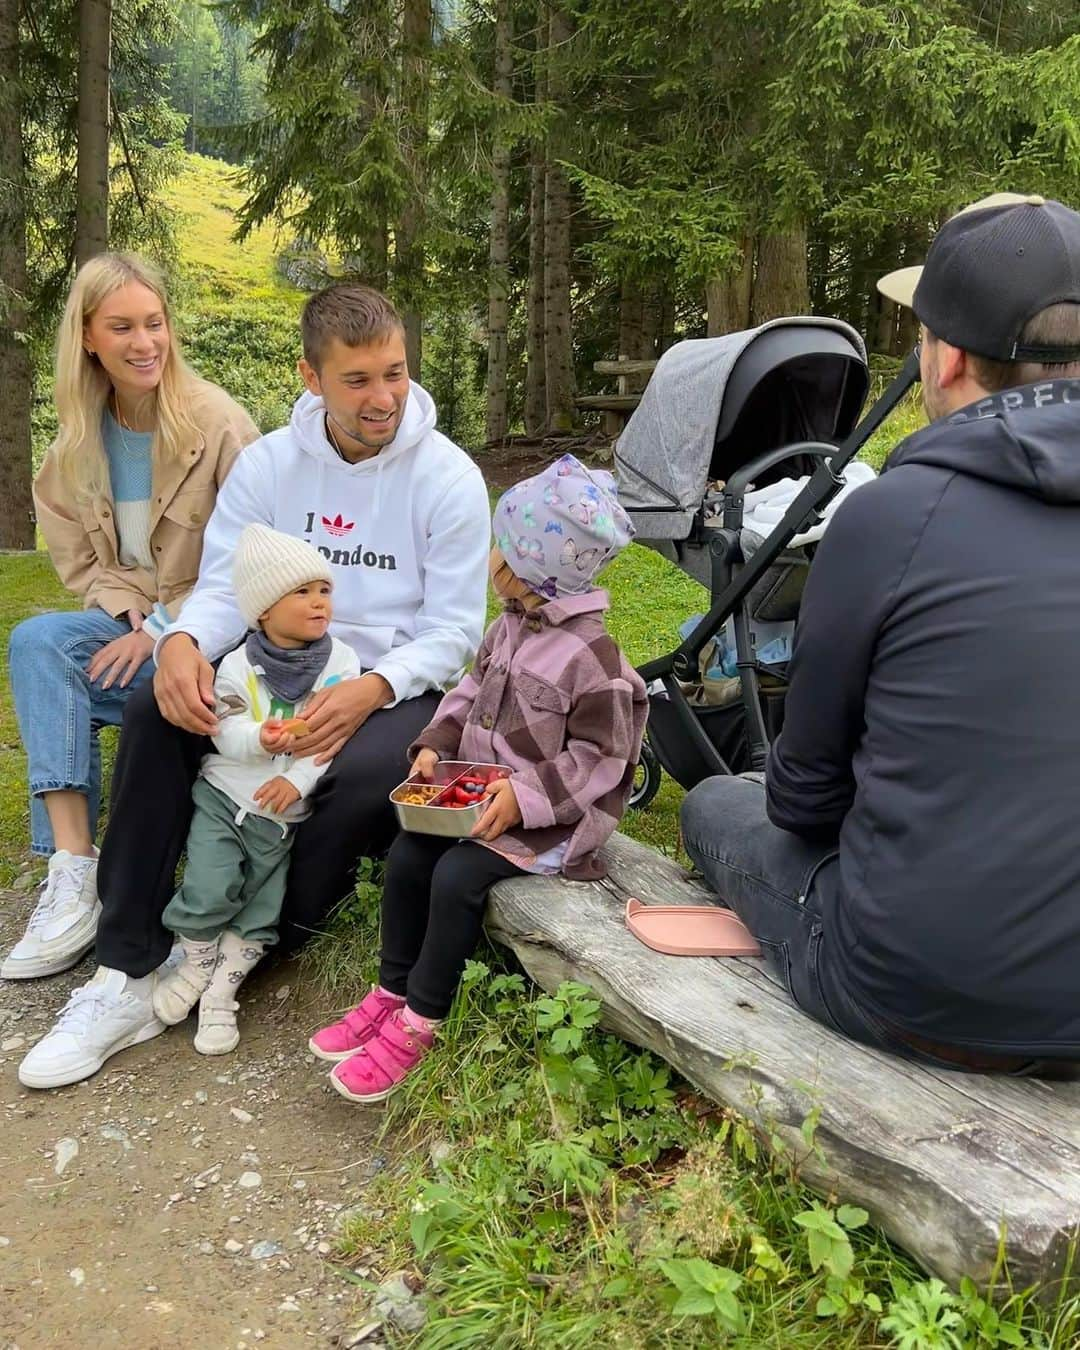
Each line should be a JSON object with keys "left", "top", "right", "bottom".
{"left": 311, "top": 454, "right": 648, "bottom": 1103}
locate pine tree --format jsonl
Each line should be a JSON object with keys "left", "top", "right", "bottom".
{"left": 0, "top": 0, "right": 34, "bottom": 548}
{"left": 483, "top": 0, "right": 512, "bottom": 443}
{"left": 76, "top": 0, "right": 112, "bottom": 264}
{"left": 541, "top": 1, "right": 574, "bottom": 433}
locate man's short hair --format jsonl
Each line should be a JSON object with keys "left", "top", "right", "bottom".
{"left": 301, "top": 285, "right": 404, "bottom": 369}
{"left": 963, "top": 302, "right": 1080, "bottom": 392}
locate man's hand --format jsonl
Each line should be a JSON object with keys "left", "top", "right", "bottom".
{"left": 260, "top": 719, "right": 297, "bottom": 755}
{"left": 87, "top": 627, "right": 155, "bottom": 690}
{"left": 470, "top": 777, "right": 522, "bottom": 841}
{"left": 253, "top": 775, "right": 301, "bottom": 815}
{"left": 410, "top": 747, "right": 440, "bottom": 780}
{"left": 154, "top": 633, "right": 218, "bottom": 735}
{"left": 291, "top": 673, "right": 394, "bottom": 765}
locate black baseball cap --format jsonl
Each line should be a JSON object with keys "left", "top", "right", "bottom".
{"left": 877, "top": 193, "right": 1080, "bottom": 362}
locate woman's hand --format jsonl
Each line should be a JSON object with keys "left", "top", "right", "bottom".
{"left": 410, "top": 747, "right": 439, "bottom": 780}
{"left": 470, "top": 777, "right": 522, "bottom": 841}
{"left": 87, "top": 626, "right": 156, "bottom": 690}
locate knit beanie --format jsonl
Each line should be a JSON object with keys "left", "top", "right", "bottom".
{"left": 232, "top": 524, "right": 334, "bottom": 628}
{"left": 492, "top": 453, "right": 635, "bottom": 598}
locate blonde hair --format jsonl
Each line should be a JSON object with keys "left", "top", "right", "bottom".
{"left": 53, "top": 252, "right": 202, "bottom": 500}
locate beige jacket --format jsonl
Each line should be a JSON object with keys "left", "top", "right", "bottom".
{"left": 34, "top": 380, "right": 260, "bottom": 623}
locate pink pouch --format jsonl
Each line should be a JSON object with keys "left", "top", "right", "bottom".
{"left": 624, "top": 897, "right": 762, "bottom": 957}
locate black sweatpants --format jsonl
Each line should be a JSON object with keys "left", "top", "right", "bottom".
{"left": 378, "top": 830, "right": 526, "bottom": 1019}
{"left": 96, "top": 678, "right": 441, "bottom": 976}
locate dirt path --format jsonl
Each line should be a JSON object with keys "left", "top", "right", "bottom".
{"left": 0, "top": 872, "right": 393, "bottom": 1350}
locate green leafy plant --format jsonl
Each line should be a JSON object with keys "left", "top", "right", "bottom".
{"left": 656, "top": 1256, "right": 746, "bottom": 1335}
{"left": 955, "top": 1277, "right": 1028, "bottom": 1347}
{"left": 794, "top": 1201, "right": 868, "bottom": 1279}
{"left": 880, "top": 1277, "right": 967, "bottom": 1349}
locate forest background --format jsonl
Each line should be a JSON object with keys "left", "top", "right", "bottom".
{"left": 3, "top": 0, "right": 1080, "bottom": 549}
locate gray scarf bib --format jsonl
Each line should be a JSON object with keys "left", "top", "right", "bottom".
{"left": 245, "top": 630, "right": 333, "bottom": 705}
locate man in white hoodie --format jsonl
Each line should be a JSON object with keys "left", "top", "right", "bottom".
{"left": 19, "top": 285, "right": 492, "bottom": 1089}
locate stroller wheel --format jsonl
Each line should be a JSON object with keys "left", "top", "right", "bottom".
{"left": 628, "top": 738, "right": 662, "bottom": 811}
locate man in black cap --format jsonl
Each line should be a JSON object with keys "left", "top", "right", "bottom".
{"left": 681, "top": 193, "right": 1080, "bottom": 1072}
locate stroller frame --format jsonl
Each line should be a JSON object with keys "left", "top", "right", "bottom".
{"left": 635, "top": 349, "right": 920, "bottom": 786}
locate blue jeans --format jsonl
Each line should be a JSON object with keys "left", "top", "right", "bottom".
{"left": 8, "top": 608, "right": 155, "bottom": 856}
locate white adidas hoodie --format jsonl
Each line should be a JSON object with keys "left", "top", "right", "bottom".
{"left": 159, "top": 384, "right": 492, "bottom": 703}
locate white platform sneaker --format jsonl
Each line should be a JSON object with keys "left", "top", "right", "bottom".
{"left": 18, "top": 966, "right": 164, "bottom": 1089}
{"left": 1, "top": 850, "right": 101, "bottom": 980}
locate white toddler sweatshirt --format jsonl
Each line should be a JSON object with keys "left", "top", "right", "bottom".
{"left": 201, "top": 637, "right": 362, "bottom": 825}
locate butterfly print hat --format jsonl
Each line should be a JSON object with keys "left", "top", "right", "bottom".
{"left": 492, "top": 453, "right": 635, "bottom": 598}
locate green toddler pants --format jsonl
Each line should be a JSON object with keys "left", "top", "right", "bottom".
{"left": 162, "top": 778, "right": 294, "bottom": 947}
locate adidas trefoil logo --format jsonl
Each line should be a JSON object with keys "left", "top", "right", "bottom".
{"left": 322, "top": 513, "right": 355, "bottom": 537}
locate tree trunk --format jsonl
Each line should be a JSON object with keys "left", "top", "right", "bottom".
{"left": 870, "top": 288, "right": 897, "bottom": 356}
{"left": 618, "top": 276, "right": 646, "bottom": 392}
{"left": 524, "top": 150, "right": 546, "bottom": 436}
{"left": 397, "top": 0, "right": 429, "bottom": 378}
{"left": 77, "top": 0, "right": 112, "bottom": 268}
{"left": 542, "top": 4, "right": 575, "bottom": 434}
{"left": 706, "top": 237, "right": 753, "bottom": 335}
{"left": 0, "top": 0, "right": 35, "bottom": 550}
{"left": 641, "top": 279, "right": 662, "bottom": 359}
{"left": 658, "top": 279, "right": 675, "bottom": 355}
{"left": 751, "top": 222, "right": 810, "bottom": 325}
{"left": 189, "top": 32, "right": 199, "bottom": 155}
{"left": 484, "top": 0, "right": 512, "bottom": 444}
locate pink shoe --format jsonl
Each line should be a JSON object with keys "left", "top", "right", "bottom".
{"left": 308, "top": 988, "right": 405, "bottom": 1062}
{"left": 329, "top": 1010, "right": 434, "bottom": 1104}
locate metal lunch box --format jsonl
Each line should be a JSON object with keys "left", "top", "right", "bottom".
{"left": 390, "top": 761, "right": 511, "bottom": 838}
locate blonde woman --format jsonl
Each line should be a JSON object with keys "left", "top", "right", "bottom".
{"left": 4, "top": 253, "right": 259, "bottom": 981}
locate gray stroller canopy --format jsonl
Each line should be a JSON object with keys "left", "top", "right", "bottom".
{"left": 615, "top": 317, "right": 868, "bottom": 542}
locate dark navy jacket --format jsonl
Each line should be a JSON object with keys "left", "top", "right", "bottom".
{"left": 767, "top": 379, "right": 1080, "bottom": 1056}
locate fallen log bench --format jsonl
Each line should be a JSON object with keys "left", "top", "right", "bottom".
{"left": 485, "top": 830, "right": 1080, "bottom": 1294}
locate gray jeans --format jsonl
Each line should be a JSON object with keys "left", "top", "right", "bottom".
{"left": 679, "top": 773, "right": 872, "bottom": 1033}
{"left": 680, "top": 774, "right": 1055, "bottom": 1075}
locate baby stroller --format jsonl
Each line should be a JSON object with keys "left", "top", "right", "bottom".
{"left": 615, "top": 318, "right": 919, "bottom": 808}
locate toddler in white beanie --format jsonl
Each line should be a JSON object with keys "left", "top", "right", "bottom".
{"left": 153, "top": 525, "right": 362, "bottom": 1055}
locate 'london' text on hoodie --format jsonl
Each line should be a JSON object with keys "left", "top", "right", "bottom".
{"left": 158, "top": 385, "right": 492, "bottom": 703}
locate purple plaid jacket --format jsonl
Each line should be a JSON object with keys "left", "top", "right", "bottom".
{"left": 410, "top": 590, "right": 648, "bottom": 880}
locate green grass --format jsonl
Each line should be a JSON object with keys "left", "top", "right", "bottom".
{"left": 163, "top": 153, "right": 302, "bottom": 307}
{"left": 0, "top": 557, "right": 73, "bottom": 883}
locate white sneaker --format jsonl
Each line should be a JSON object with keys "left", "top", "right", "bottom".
{"left": 153, "top": 937, "right": 220, "bottom": 1026}
{"left": 1, "top": 850, "right": 101, "bottom": 980}
{"left": 194, "top": 994, "right": 240, "bottom": 1056}
{"left": 17, "top": 967, "right": 165, "bottom": 1089}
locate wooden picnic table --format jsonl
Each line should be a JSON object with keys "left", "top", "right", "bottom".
{"left": 575, "top": 357, "right": 659, "bottom": 435}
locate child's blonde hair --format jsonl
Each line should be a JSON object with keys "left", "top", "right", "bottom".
{"left": 52, "top": 252, "right": 203, "bottom": 501}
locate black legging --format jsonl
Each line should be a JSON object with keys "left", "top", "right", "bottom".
{"left": 96, "top": 677, "right": 440, "bottom": 975}
{"left": 379, "top": 831, "right": 525, "bottom": 1018}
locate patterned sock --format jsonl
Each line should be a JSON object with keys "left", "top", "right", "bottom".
{"left": 403, "top": 1005, "right": 442, "bottom": 1035}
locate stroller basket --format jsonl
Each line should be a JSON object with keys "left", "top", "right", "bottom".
{"left": 617, "top": 319, "right": 919, "bottom": 793}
